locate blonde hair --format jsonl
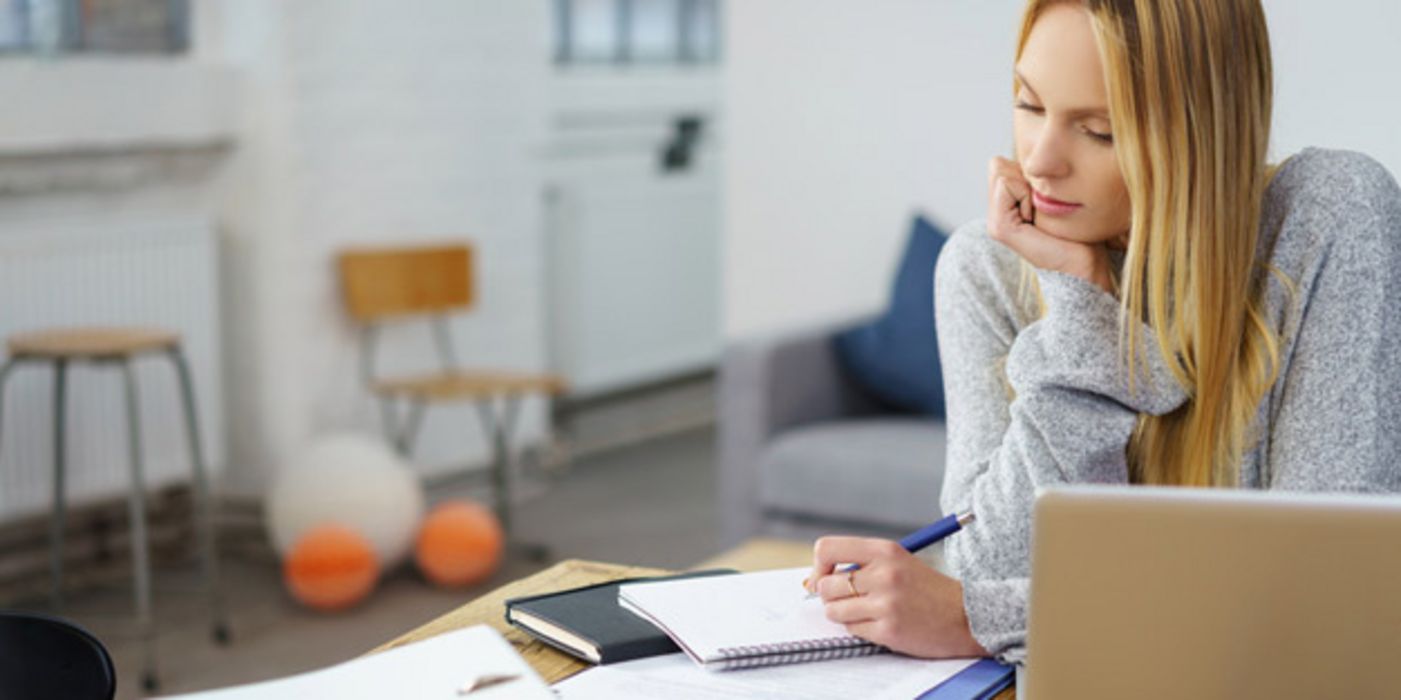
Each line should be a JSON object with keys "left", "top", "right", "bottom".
{"left": 1014, "top": 0, "right": 1283, "bottom": 486}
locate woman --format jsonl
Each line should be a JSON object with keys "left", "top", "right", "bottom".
{"left": 805, "top": 0, "right": 1401, "bottom": 662}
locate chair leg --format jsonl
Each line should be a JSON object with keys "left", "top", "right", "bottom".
{"left": 379, "top": 395, "right": 425, "bottom": 457}
{"left": 119, "top": 362, "right": 159, "bottom": 692}
{"left": 51, "top": 359, "right": 68, "bottom": 612}
{"left": 378, "top": 395, "right": 402, "bottom": 454}
{"left": 168, "top": 349, "right": 229, "bottom": 645}
{"left": 398, "top": 399, "right": 425, "bottom": 456}
{"left": 473, "top": 397, "right": 512, "bottom": 533}
{"left": 474, "top": 395, "right": 547, "bottom": 562}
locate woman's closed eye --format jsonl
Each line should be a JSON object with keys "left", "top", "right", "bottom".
{"left": 1082, "top": 126, "right": 1113, "bottom": 143}
{"left": 1014, "top": 100, "right": 1044, "bottom": 115}
{"left": 1016, "top": 101, "right": 1114, "bottom": 144}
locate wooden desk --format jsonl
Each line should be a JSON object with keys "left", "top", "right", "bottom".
{"left": 372, "top": 538, "right": 1014, "bottom": 698}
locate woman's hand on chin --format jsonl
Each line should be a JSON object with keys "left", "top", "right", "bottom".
{"left": 806, "top": 536, "right": 990, "bottom": 659}
{"left": 987, "top": 156, "right": 1118, "bottom": 295}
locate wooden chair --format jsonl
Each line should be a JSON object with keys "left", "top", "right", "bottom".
{"left": 337, "top": 244, "right": 566, "bottom": 548}
{"left": 0, "top": 328, "right": 228, "bottom": 692}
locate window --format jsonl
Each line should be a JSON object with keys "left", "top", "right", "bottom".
{"left": 554, "top": 0, "right": 721, "bottom": 66}
{"left": 0, "top": 0, "right": 189, "bottom": 55}
{"left": 0, "top": 0, "right": 27, "bottom": 51}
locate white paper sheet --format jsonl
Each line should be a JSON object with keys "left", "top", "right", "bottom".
{"left": 156, "top": 625, "right": 552, "bottom": 700}
{"left": 553, "top": 652, "right": 979, "bottom": 700}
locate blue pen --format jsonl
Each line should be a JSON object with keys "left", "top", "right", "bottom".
{"left": 805, "top": 511, "right": 976, "bottom": 597}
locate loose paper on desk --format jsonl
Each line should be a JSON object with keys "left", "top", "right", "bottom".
{"left": 554, "top": 651, "right": 980, "bottom": 699}
{"left": 155, "top": 625, "right": 552, "bottom": 700}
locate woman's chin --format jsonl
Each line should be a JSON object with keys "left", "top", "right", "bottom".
{"left": 1034, "top": 218, "right": 1122, "bottom": 245}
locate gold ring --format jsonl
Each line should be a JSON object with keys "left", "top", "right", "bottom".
{"left": 845, "top": 569, "right": 861, "bottom": 597}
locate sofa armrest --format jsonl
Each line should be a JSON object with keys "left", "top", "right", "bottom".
{"left": 716, "top": 316, "right": 885, "bottom": 548}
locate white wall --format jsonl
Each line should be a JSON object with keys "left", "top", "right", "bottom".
{"left": 200, "top": 0, "right": 554, "bottom": 492}
{"left": 722, "top": 0, "right": 1401, "bottom": 339}
{"left": 1267, "top": 2, "right": 1401, "bottom": 170}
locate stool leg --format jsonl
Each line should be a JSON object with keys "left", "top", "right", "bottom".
{"left": 120, "top": 363, "right": 158, "bottom": 692}
{"left": 51, "top": 359, "right": 69, "bottom": 611}
{"left": 168, "top": 349, "right": 229, "bottom": 644}
{"left": 0, "top": 359, "right": 16, "bottom": 453}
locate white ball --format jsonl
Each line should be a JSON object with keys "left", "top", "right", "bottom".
{"left": 266, "top": 433, "right": 426, "bottom": 569}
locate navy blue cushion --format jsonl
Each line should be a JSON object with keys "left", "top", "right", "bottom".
{"left": 833, "top": 214, "right": 947, "bottom": 417}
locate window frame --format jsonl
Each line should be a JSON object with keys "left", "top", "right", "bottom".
{"left": 0, "top": 0, "right": 190, "bottom": 56}
{"left": 554, "top": 0, "right": 721, "bottom": 67}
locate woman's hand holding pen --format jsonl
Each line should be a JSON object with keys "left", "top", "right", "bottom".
{"left": 805, "top": 536, "right": 989, "bottom": 659}
{"left": 987, "top": 156, "right": 1121, "bottom": 295}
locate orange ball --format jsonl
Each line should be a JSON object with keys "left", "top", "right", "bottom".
{"left": 415, "top": 501, "right": 503, "bottom": 587}
{"left": 283, "top": 524, "right": 379, "bottom": 611}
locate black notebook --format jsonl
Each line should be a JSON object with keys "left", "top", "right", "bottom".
{"left": 504, "top": 569, "right": 736, "bottom": 665}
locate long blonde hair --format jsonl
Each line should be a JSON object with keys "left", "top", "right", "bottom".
{"left": 1014, "top": 0, "right": 1283, "bottom": 487}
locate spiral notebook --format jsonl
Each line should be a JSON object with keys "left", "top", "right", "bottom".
{"left": 618, "top": 566, "right": 884, "bottom": 671}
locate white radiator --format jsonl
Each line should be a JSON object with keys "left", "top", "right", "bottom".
{"left": 0, "top": 218, "right": 224, "bottom": 523}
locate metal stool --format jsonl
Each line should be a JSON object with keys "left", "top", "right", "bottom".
{"left": 0, "top": 327, "right": 229, "bottom": 692}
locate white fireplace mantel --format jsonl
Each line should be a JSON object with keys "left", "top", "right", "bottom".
{"left": 0, "top": 57, "right": 239, "bottom": 195}
{"left": 0, "top": 57, "right": 239, "bottom": 153}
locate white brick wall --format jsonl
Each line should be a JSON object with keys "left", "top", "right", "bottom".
{"left": 204, "top": 0, "right": 554, "bottom": 490}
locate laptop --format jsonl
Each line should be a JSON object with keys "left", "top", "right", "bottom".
{"left": 1023, "top": 486, "right": 1401, "bottom": 699}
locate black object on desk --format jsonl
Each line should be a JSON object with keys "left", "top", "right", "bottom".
{"left": 504, "top": 569, "right": 736, "bottom": 665}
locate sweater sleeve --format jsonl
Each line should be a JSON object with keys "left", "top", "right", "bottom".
{"left": 934, "top": 222, "right": 1187, "bottom": 661}
{"left": 1262, "top": 151, "right": 1401, "bottom": 493}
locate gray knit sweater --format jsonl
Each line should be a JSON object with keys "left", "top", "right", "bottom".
{"left": 934, "top": 147, "right": 1401, "bottom": 663}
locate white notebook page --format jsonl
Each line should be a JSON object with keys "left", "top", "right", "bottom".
{"left": 618, "top": 566, "right": 868, "bottom": 663}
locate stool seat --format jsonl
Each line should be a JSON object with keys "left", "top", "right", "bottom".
{"left": 371, "top": 370, "right": 567, "bottom": 401}
{"left": 8, "top": 328, "right": 180, "bottom": 360}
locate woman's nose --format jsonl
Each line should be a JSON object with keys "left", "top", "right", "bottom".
{"left": 1021, "top": 128, "right": 1072, "bottom": 181}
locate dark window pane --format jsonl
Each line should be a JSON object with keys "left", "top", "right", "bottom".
{"left": 553, "top": 0, "right": 570, "bottom": 63}
{"left": 0, "top": 0, "right": 26, "bottom": 51}
{"left": 79, "top": 0, "right": 187, "bottom": 53}
{"left": 684, "top": 0, "right": 720, "bottom": 63}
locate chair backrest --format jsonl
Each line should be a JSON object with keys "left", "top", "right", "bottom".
{"left": 338, "top": 244, "right": 474, "bottom": 323}
{"left": 0, "top": 611, "right": 116, "bottom": 700}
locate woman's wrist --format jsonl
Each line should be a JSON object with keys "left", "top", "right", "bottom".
{"left": 1057, "top": 244, "right": 1117, "bottom": 296}
{"left": 949, "top": 580, "right": 992, "bottom": 657}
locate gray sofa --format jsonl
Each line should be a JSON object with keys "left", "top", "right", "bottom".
{"left": 717, "top": 317, "right": 948, "bottom": 550}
